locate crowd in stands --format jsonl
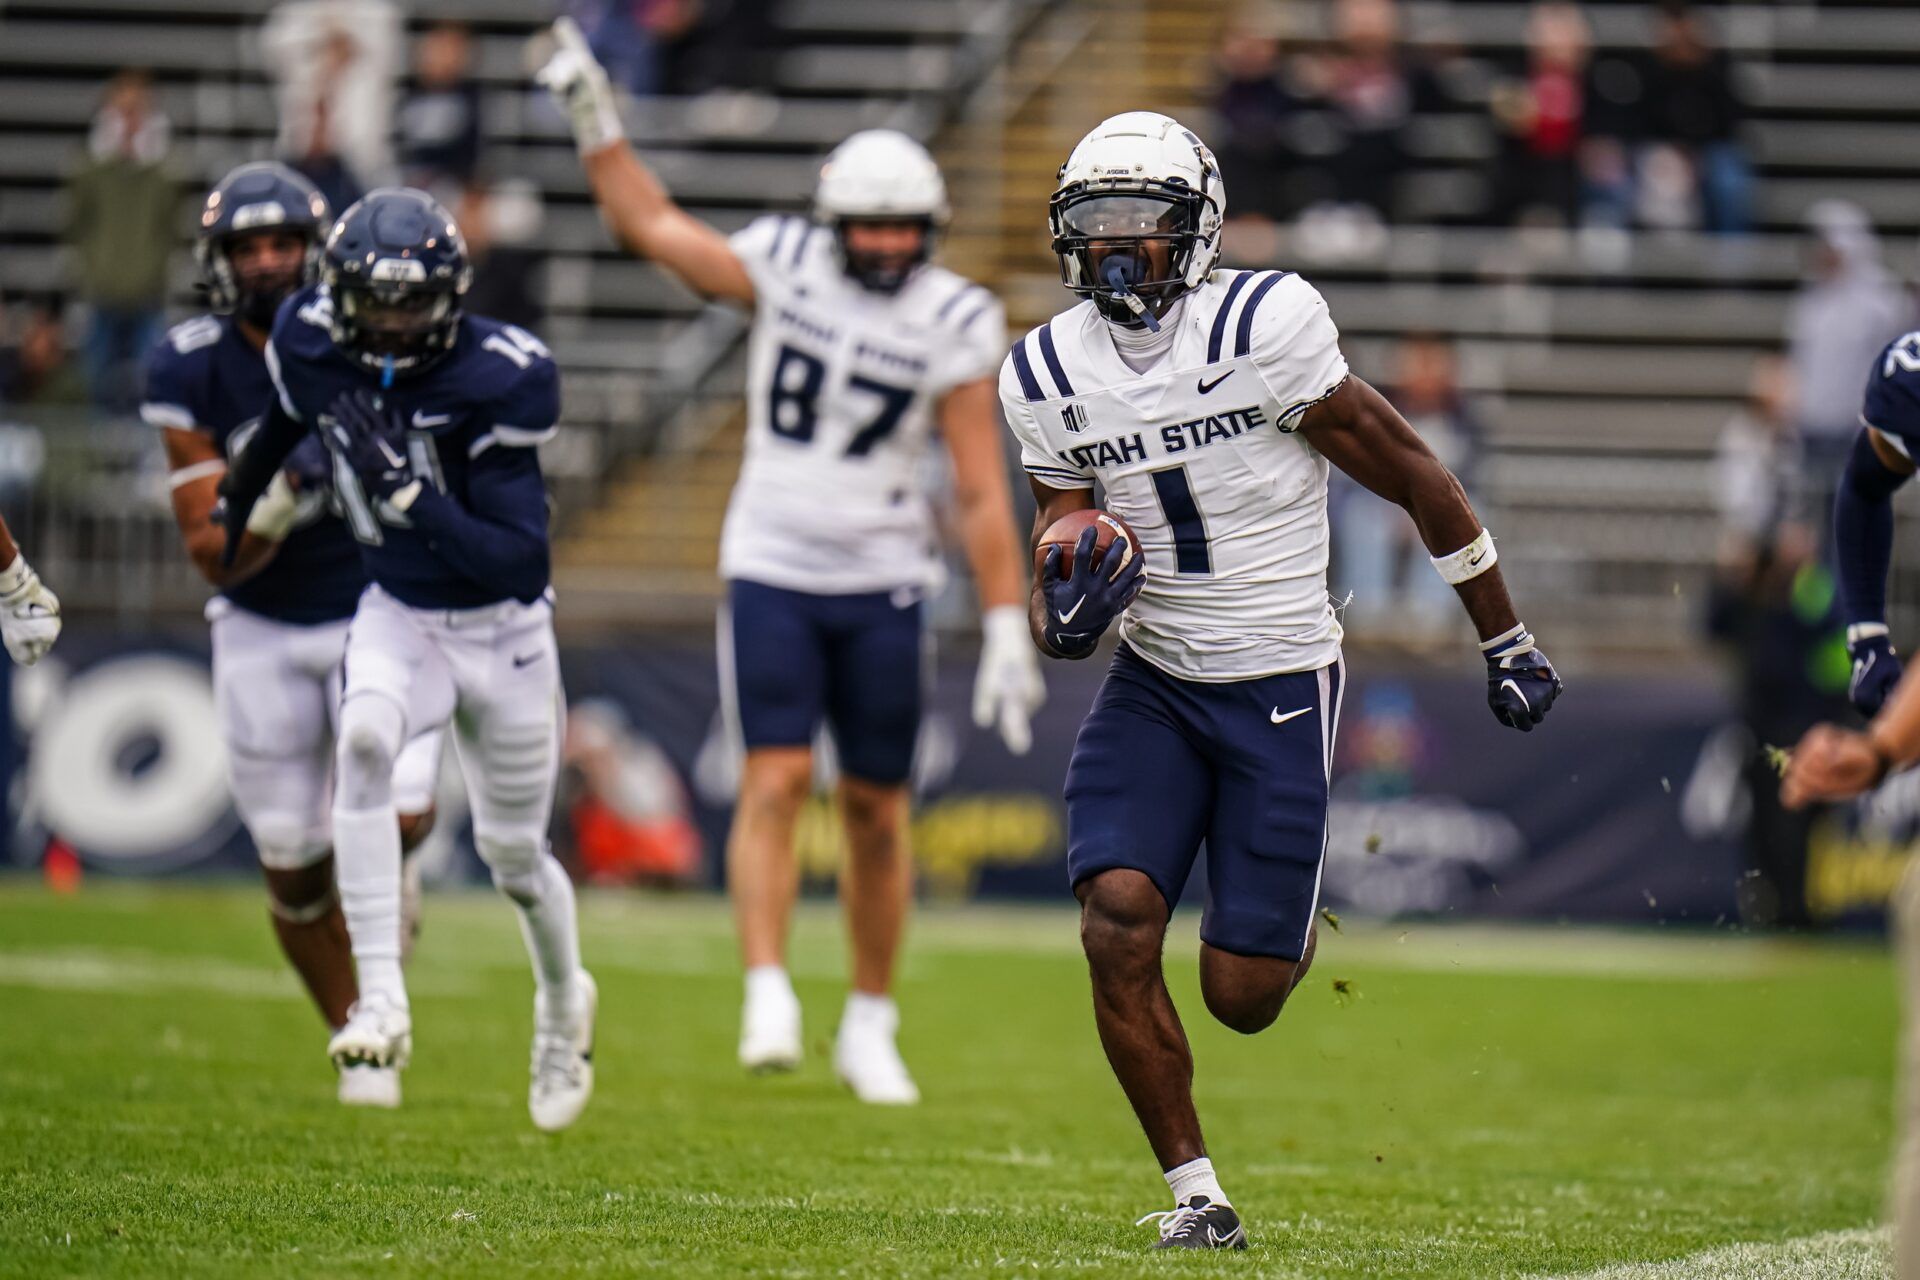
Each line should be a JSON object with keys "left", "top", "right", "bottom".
{"left": 1212, "top": 0, "right": 1750, "bottom": 241}
{"left": 0, "top": 0, "right": 786, "bottom": 419}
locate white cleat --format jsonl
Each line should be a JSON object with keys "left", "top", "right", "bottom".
{"left": 739, "top": 981, "right": 803, "bottom": 1074}
{"left": 328, "top": 995, "right": 412, "bottom": 1074}
{"left": 834, "top": 1000, "right": 920, "bottom": 1106}
{"left": 530, "top": 970, "right": 596, "bottom": 1133}
{"left": 336, "top": 1062, "right": 402, "bottom": 1109}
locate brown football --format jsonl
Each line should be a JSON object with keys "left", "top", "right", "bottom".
{"left": 1035, "top": 508, "right": 1140, "bottom": 578}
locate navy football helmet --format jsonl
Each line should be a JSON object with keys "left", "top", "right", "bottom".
{"left": 322, "top": 188, "right": 472, "bottom": 382}
{"left": 196, "top": 162, "right": 331, "bottom": 330}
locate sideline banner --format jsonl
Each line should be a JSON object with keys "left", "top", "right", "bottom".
{"left": 3, "top": 629, "right": 1836, "bottom": 925}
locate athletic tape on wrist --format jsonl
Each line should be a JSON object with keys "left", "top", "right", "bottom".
{"left": 1848, "top": 622, "right": 1892, "bottom": 647}
{"left": 1432, "top": 528, "right": 1497, "bottom": 585}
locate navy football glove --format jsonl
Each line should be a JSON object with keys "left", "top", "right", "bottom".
{"left": 1847, "top": 624, "right": 1903, "bottom": 717}
{"left": 327, "top": 389, "right": 417, "bottom": 503}
{"left": 1040, "top": 524, "right": 1145, "bottom": 658}
{"left": 1482, "top": 624, "right": 1562, "bottom": 732}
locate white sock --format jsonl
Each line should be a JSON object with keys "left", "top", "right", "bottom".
{"left": 332, "top": 803, "right": 407, "bottom": 1011}
{"left": 745, "top": 964, "right": 796, "bottom": 1008}
{"left": 1166, "top": 1156, "right": 1229, "bottom": 1208}
{"left": 509, "top": 853, "right": 582, "bottom": 1026}
{"left": 841, "top": 991, "right": 897, "bottom": 1036}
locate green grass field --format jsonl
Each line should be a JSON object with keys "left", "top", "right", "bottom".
{"left": 0, "top": 882, "right": 1900, "bottom": 1278}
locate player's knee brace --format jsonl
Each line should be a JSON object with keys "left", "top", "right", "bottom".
{"left": 475, "top": 826, "right": 550, "bottom": 906}
{"left": 248, "top": 811, "right": 332, "bottom": 875}
{"left": 335, "top": 694, "right": 405, "bottom": 810}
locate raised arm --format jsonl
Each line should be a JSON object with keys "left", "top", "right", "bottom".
{"left": 538, "top": 18, "right": 755, "bottom": 305}
{"left": 1298, "top": 375, "right": 1561, "bottom": 730}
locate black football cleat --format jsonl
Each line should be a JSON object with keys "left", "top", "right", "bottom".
{"left": 1138, "top": 1196, "right": 1249, "bottom": 1250}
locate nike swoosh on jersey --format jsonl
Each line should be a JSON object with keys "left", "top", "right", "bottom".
{"left": 512, "top": 651, "right": 541, "bottom": 669}
{"left": 1270, "top": 706, "right": 1312, "bottom": 725}
{"left": 411, "top": 411, "right": 452, "bottom": 429}
{"left": 1056, "top": 597, "right": 1086, "bottom": 625}
{"left": 1197, "top": 370, "right": 1234, "bottom": 395}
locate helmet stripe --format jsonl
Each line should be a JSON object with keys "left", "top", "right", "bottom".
{"left": 1233, "top": 271, "right": 1293, "bottom": 359}
{"left": 1035, "top": 324, "right": 1075, "bottom": 398}
{"left": 1206, "top": 271, "right": 1254, "bottom": 363}
{"left": 1008, "top": 336, "right": 1045, "bottom": 403}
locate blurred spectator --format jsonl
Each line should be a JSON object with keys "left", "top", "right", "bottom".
{"left": 457, "top": 179, "right": 547, "bottom": 333}
{"left": 1210, "top": 15, "right": 1310, "bottom": 223}
{"left": 564, "top": 0, "right": 703, "bottom": 99}
{"left": 561, "top": 699, "right": 701, "bottom": 887}
{"left": 1787, "top": 200, "right": 1912, "bottom": 500}
{"left": 1490, "top": 2, "right": 1635, "bottom": 230}
{"left": 1705, "top": 515, "right": 1848, "bottom": 927}
{"left": 262, "top": 0, "right": 401, "bottom": 207}
{"left": 1334, "top": 333, "right": 1483, "bottom": 633}
{"left": 398, "top": 21, "right": 483, "bottom": 195}
{"left": 1639, "top": 2, "right": 1751, "bottom": 234}
{"left": 1713, "top": 355, "right": 1802, "bottom": 548}
{"left": 62, "top": 70, "right": 175, "bottom": 414}
{"left": 1320, "top": 0, "right": 1412, "bottom": 221}
{"left": 0, "top": 304, "right": 87, "bottom": 410}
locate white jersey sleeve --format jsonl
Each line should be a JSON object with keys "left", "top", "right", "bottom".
{"left": 1244, "top": 274, "right": 1348, "bottom": 431}
{"left": 999, "top": 348, "right": 1093, "bottom": 490}
{"left": 927, "top": 287, "right": 1007, "bottom": 397}
{"left": 727, "top": 213, "right": 822, "bottom": 300}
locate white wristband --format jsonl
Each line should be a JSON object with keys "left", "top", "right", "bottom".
{"left": 1432, "top": 528, "right": 1497, "bottom": 585}
{"left": 1848, "top": 622, "right": 1891, "bottom": 646}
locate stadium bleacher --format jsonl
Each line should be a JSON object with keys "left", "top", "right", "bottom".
{"left": 4, "top": 0, "right": 1920, "bottom": 645}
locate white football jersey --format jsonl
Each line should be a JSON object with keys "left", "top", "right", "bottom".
{"left": 720, "top": 214, "right": 1008, "bottom": 594}
{"left": 1001, "top": 269, "right": 1350, "bottom": 681}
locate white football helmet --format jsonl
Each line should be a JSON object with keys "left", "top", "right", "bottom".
{"left": 1048, "top": 112, "right": 1226, "bottom": 327}
{"left": 814, "top": 129, "right": 950, "bottom": 293}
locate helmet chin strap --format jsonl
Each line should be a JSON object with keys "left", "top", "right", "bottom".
{"left": 1100, "top": 257, "right": 1161, "bottom": 332}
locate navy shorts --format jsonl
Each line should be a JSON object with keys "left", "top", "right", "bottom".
{"left": 1065, "top": 644, "right": 1345, "bottom": 960}
{"left": 721, "top": 578, "right": 925, "bottom": 786}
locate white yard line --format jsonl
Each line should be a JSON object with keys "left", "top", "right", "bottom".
{"left": 1536, "top": 1226, "right": 1890, "bottom": 1279}
{"left": 0, "top": 947, "right": 475, "bottom": 998}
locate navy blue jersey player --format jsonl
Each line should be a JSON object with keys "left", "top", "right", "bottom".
{"left": 145, "top": 162, "right": 442, "bottom": 1110}
{"left": 1835, "top": 329, "right": 1920, "bottom": 715}
{"left": 217, "top": 188, "right": 596, "bottom": 1131}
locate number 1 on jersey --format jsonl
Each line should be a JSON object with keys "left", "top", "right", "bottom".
{"left": 1149, "top": 465, "right": 1212, "bottom": 575}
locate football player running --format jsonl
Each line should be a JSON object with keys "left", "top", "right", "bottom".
{"left": 1831, "top": 328, "right": 1920, "bottom": 717}
{"left": 539, "top": 19, "right": 1042, "bottom": 1103}
{"left": 144, "top": 163, "right": 443, "bottom": 1109}
{"left": 1004, "top": 114, "right": 1563, "bottom": 1250}
{"left": 215, "top": 188, "right": 595, "bottom": 1131}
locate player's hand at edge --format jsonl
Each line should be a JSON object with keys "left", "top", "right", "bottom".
{"left": 974, "top": 604, "right": 1046, "bottom": 754}
{"left": 1847, "top": 624, "right": 1902, "bottom": 717}
{"left": 0, "top": 553, "right": 60, "bottom": 666}
{"left": 1781, "top": 722, "right": 1891, "bottom": 809}
{"left": 535, "top": 17, "right": 625, "bottom": 156}
{"left": 1482, "top": 623, "right": 1561, "bottom": 732}
{"left": 1039, "top": 525, "right": 1145, "bottom": 659}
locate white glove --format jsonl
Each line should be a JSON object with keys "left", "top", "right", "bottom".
{"left": 245, "top": 470, "right": 302, "bottom": 541}
{"left": 535, "top": 17, "right": 626, "bottom": 155}
{"left": 0, "top": 553, "right": 61, "bottom": 667}
{"left": 973, "top": 605, "right": 1045, "bottom": 756}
